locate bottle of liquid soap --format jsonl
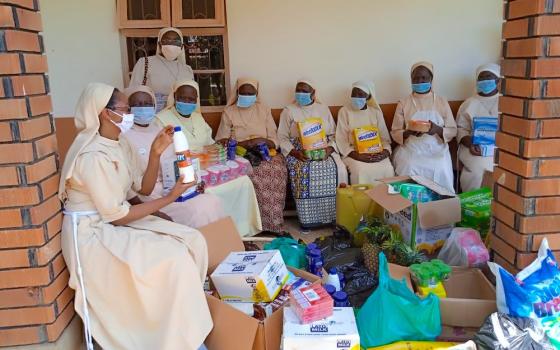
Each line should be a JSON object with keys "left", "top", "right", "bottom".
{"left": 173, "top": 126, "right": 195, "bottom": 183}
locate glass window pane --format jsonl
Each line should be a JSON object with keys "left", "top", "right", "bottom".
{"left": 195, "top": 72, "right": 226, "bottom": 106}
{"left": 127, "top": 0, "right": 161, "bottom": 20}
{"left": 126, "top": 37, "right": 158, "bottom": 72}
{"left": 182, "top": 0, "right": 216, "bottom": 20}
{"left": 184, "top": 35, "right": 224, "bottom": 70}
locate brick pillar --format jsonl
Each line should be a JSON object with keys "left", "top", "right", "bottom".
{"left": 491, "top": 1, "right": 560, "bottom": 274}
{"left": 0, "top": 0, "right": 74, "bottom": 347}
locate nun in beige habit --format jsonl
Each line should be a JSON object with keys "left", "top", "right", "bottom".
{"left": 457, "top": 63, "right": 500, "bottom": 191}
{"left": 336, "top": 80, "right": 395, "bottom": 184}
{"left": 129, "top": 27, "right": 194, "bottom": 112}
{"left": 391, "top": 61, "right": 457, "bottom": 192}
{"left": 59, "top": 83, "right": 212, "bottom": 350}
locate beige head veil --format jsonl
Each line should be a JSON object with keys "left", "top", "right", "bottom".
{"left": 156, "top": 27, "right": 187, "bottom": 65}
{"left": 227, "top": 78, "right": 260, "bottom": 106}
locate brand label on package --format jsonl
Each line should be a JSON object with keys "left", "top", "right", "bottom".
{"left": 298, "top": 118, "right": 327, "bottom": 151}
{"left": 353, "top": 126, "right": 383, "bottom": 154}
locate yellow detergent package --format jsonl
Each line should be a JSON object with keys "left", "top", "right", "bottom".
{"left": 297, "top": 118, "right": 327, "bottom": 151}
{"left": 418, "top": 282, "right": 447, "bottom": 298}
{"left": 369, "top": 341, "right": 458, "bottom": 350}
{"left": 353, "top": 126, "right": 383, "bottom": 154}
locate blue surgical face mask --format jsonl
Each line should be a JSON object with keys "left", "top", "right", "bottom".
{"left": 411, "top": 82, "right": 432, "bottom": 94}
{"left": 131, "top": 106, "right": 156, "bottom": 125}
{"left": 477, "top": 79, "right": 498, "bottom": 95}
{"left": 295, "top": 92, "right": 313, "bottom": 106}
{"left": 237, "top": 94, "right": 257, "bottom": 108}
{"left": 175, "top": 101, "right": 197, "bottom": 116}
{"left": 351, "top": 97, "right": 367, "bottom": 110}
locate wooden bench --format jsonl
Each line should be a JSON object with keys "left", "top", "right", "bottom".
{"left": 54, "top": 101, "right": 464, "bottom": 165}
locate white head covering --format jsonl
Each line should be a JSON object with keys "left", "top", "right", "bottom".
{"left": 156, "top": 27, "right": 187, "bottom": 65}
{"left": 124, "top": 85, "right": 156, "bottom": 106}
{"left": 294, "top": 78, "right": 321, "bottom": 103}
{"left": 352, "top": 80, "right": 382, "bottom": 112}
{"left": 476, "top": 63, "right": 501, "bottom": 79}
{"left": 59, "top": 83, "right": 115, "bottom": 200}
{"left": 411, "top": 61, "right": 434, "bottom": 77}
{"left": 165, "top": 79, "right": 202, "bottom": 113}
{"left": 227, "top": 77, "right": 260, "bottom": 106}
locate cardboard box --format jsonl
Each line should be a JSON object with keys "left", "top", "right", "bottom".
{"left": 210, "top": 250, "right": 289, "bottom": 302}
{"left": 282, "top": 307, "right": 360, "bottom": 350}
{"left": 198, "top": 218, "right": 321, "bottom": 350}
{"left": 367, "top": 176, "right": 461, "bottom": 254}
{"left": 405, "top": 266, "right": 496, "bottom": 329}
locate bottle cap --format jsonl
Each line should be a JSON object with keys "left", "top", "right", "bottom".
{"left": 324, "top": 284, "right": 336, "bottom": 295}
{"left": 329, "top": 267, "right": 338, "bottom": 275}
{"left": 174, "top": 126, "right": 182, "bottom": 132}
{"left": 332, "top": 291, "right": 347, "bottom": 302}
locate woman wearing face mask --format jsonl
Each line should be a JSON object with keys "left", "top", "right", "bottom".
{"left": 457, "top": 63, "right": 500, "bottom": 191}
{"left": 278, "top": 79, "right": 348, "bottom": 228}
{"left": 59, "top": 83, "right": 212, "bottom": 350}
{"left": 391, "top": 62, "right": 457, "bottom": 192}
{"left": 123, "top": 85, "right": 226, "bottom": 228}
{"left": 336, "top": 80, "right": 395, "bottom": 185}
{"left": 157, "top": 80, "right": 262, "bottom": 236}
{"left": 215, "top": 78, "right": 287, "bottom": 233}
{"left": 129, "top": 27, "right": 194, "bottom": 112}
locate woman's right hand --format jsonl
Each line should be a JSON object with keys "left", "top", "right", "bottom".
{"left": 289, "top": 149, "right": 309, "bottom": 162}
{"left": 167, "top": 175, "right": 197, "bottom": 201}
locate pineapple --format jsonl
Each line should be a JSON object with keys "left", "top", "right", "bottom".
{"left": 359, "top": 218, "right": 392, "bottom": 276}
{"left": 382, "top": 229, "right": 426, "bottom": 266}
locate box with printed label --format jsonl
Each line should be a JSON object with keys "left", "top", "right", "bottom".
{"left": 282, "top": 307, "right": 360, "bottom": 350}
{"left": 472, "top": 116, "right": 498, "bottom": 146}
{"left": 353, "top": 126, "right": 383, "bottom": 154}
{"left": 367, "top": 176, "right": 461, "bottom": 255}
{"left": 210, "top": 250, "right": 289, "bottom": 302}
{"left": 297, "top": 117, "right": 327, "bottom": 151}
{"left": 480, "top": 145, "right": 495, "bottom": 157}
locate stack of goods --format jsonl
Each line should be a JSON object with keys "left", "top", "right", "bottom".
{"left": 472, "top": 117, "right": 498, "bottom": 157}
{"left": 353, "top": 126, "right": 383, "bottom": 154}
{"left": 457, "top": 188, "right": 492, "bottom": 238}
{"left": 297, "top": 118, "right": 328, "bottom": 160}
{"left": 390, "top": 182, "right": 440, "bottom": 204}
{"left": 209, "top": 250, "right": 314, "bottom": 321}
{"left": 282, "top": 307, "right": 360, "bottom": 350}
{"left": 409, "top": 260, "right": 451, "bottom": 298}
{"left": 290, "top": 284, "right": 334, "bottom": 323}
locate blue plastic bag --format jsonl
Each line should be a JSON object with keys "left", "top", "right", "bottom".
{"left": 490, "top": 238, "right": 560, "bottom": 348}
{"left": 357, "top": 253, "right": 441, "bottom": 348}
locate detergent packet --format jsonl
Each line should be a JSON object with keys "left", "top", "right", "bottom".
{"left": 297, "top": 118, "right": 327, "bottom": 151}
{"left": 353, "top": 126, "right": 383, "bottom": 154}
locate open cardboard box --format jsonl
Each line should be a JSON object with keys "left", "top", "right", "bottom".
{"left": 198, "top": 217, "right": 411, "bottom": 350}
{"left": 366, "top": 176, "right": 461, "bottom": 254}
{"left": 403, "top": 266, "right": 496, "bottom": 329}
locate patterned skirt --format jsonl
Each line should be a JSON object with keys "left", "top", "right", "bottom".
{"left": 287, "top": 139, "right": 338, "bottom": 228}
{"left": 249, "top": 155, "right": 288, "bottom": 232}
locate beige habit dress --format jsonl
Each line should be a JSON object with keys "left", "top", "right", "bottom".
{"left": 124, "top": 85, "right": 226, "bottom": 228}
{"left": 336, "top": 80, "right": 395, "bottom": 184}
{"left": 156, "top": 80, "right": 262, "bottom": 236}
{"left": 129, "top": 27, "right": 194, "bottom": 112}
{"left": 215, "top": 78, "right": 288, "bottom": 232}
{"left": 457, "top": 63, "right": 500, "bottom": 191}
{"left": 59, "top": 83, "right": 212, "bottom": 350}
{"left": 391, "top": 62, "right": 457, "bottom": 192}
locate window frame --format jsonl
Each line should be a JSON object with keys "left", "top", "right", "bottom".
{"left": 171, "top": 0, "right": 225, "bottom": 28}
{"left": 117, "top": 0, "right": 172, "bottom": 29}
{"left": 120, "top": 27, "right": 230, "bottom": 113}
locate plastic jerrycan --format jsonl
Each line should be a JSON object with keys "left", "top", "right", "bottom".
{"left": 336, "top": 184, "right": 383, "bottom": 240}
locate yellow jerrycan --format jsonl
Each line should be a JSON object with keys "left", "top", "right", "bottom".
{"left": 336, "top": 184, "right": 383, "bottom": 244}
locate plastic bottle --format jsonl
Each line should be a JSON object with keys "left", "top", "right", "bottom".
{"left": 173, "top": 126, "right": 195, "bottom": 183}
{"left": 227, "top": 127, "right": 237, "bottom": 161}
{"left": 326, "top": 268, "right": 342, "bottom": 291}
{"left": 324, "top": 284, "right": 336, "bottom": 297}
{"left": 308, "top": 249, "right": 323, "bottom": 277}
{"left": 305, "top": 243, "right": 318, "bottom": 269}
{"left": 332, "top": 291, "right": 350, "bottom": 307}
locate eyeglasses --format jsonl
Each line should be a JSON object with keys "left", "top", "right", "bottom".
{"left": 160, "top": 39, "right": 183, "bottom": 46}
{"left": 111, "top": 105, "right": 131, "bottom": 113}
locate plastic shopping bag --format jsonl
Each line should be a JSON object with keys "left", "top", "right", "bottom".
{"left": 263, "top": 237, "right": 306, "bottom": 269}
{"left": 474, "top": 312, "right": 554, "bottom": 350}
{"left": 489, "top": 238, "right": 560, "bottom": 348}
{"left": 437, "top": 227, "right": 489, "bottom": 267}
{"left": 357, "top": 253, "right": 441, "bottom": 348}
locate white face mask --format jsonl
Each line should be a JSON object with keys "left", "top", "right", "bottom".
{"left": 161, "top": 45, "right": 182, "bottom": 61}
{"left": 109, "top": 110, "right": 134, "bottom": 134}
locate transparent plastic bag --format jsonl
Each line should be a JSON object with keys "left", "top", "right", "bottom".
{"left": 437, "top": 227, "right": 489, "bottom": 267}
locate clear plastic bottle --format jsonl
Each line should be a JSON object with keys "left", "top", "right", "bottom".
{"left": 173, "top": 126, "right": 195, "bottom": 183}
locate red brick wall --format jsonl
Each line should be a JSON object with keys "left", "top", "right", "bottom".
{"left": 0, "top": 0, "right": 74, "bottom": 346}
{"left": 491, "top": 0, "right": 560, "bottom": 274}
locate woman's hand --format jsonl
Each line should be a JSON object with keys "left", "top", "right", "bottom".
{"left": 153, "top": 211, "right": 173, "bottom": 221}
{"left": 166, "top": 175, "right": 197, "bottom": 201}
{"left": 370, "top": 149, "right": 390, "bottom": 163}
{"left": 323, "top": 146, "right": 335, "bottom": 160}
{"left": 403, "top": 129, "right": 423, "bottom": 140}
{"left": 349, "top": 151, "right": 371, "bottom": 163}
{"left": 427, "top": 121, "right": 443, "bottom": 138}
{"left": 151, "top": 125, "right": 174, "bottom": 157}
{"left": 470, "top": 144, "right": 482, "bottom": 156}
{"left": 289, "top": 149, "right": 309, "bottom": 162}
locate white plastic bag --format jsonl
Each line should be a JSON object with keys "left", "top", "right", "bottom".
{"left": 437, "top": 227, "right": 489, "bottom": 267}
